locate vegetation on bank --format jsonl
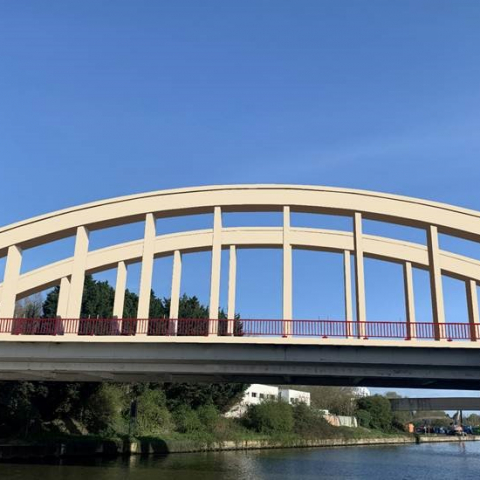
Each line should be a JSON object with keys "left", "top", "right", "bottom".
{"left": 1, "top": 277, "right": 420, "bottom": 450}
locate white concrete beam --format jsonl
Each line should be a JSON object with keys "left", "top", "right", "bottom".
{"left": 283, "top": 206, "right": 292, "bottom": 336}
{"left": 113, "top": 261, "right": 127, "bottom": 319}
{"left": 56, "top": 276, "right": 71, "bottom": 318}
{"left": 137, "top": 213, "right": 156, "bottom": 319}
{"left": 343, "top": 250, "right": 353, "bottom": 337}
{"left": 169, "top": 250, "right": 182, "bottom": 334}
{"left": 427, "top": 225, "right": 445, "bottom": 339}
{"left": 66, "top": 226, "right": 89, "bottom": 319}
{"left": 227, "top": 245, "right": 236, "bottom": 335}
{"left": 466, "top": 279, "right": 479, "bottom": 342}
{"left": 354, "top": 213, "right": 366, "bottom": 337}
{"left": 209, "top": 207, "right": 222, "bottom": 333}
{"left": 403, "top": 261, "right": 416, "bottom": 339}
{"left": 0, "top": 245, "right": 22, "bottom": 318}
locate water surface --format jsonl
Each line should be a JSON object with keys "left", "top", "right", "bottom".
{"left": 1, "top": 442, "right": 478, "bottom": 479}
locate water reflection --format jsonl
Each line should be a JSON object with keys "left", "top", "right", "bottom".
{"left": 1, "top": 442, "right": 480, "bottom": 480}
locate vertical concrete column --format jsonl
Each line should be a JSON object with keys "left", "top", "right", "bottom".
{"left": 169, "top": 250, "right": 182, "bottom": 335}
{"left": 66, "top": 226, "right": 89, "bottom": 319}
{"left": 427, "top": 225, "right": 445, "bottom": 340}
{"left": 403, "top": 261, "right": 416, "bottom": 340}
{"left": 137, "top": 213, "right": 156, "bottom": 320}
{"left": 113, "top": 261, "right": 127, "bottom": 334}
{"left": 0, "top": 245, "right": 23, "bottom": 318}
{"left": 354, "top": 213, "right": 366, "bottom": 337}
{"left": 209, "top": 207, "right": 222, "bottom": 334}
{"left": 283, "top": 206, "right": 292, "bottom": 336}
{"left": 57, "top": 276, "right": 71, "bottom": 318}
{"left": 466, "top": 279, "right": 479, "bottom": 342}
{"left": 343, "top": 250, "right": 353, "bottom": 337}
{"left": 227, "top": 245, "right": 237, "bottom": 334}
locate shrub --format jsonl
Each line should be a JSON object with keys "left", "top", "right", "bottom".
{"left": 173, "top": 405, "right": 203, "bottom": 434}
{"left": 82, "top": 384, "right": 125, "bottom": 434}
{"left": 356, "top": 409, "right": 372, "bottom": 428}
{"left": 197, "top": 404, "right": 219, "bottom": 431}
{"left": 292, "top": 402, "right": 334, "bottom": 438}
{"left": 356, "top": 395, "right": 393, "bottom": 432}
{"left": 243, "top": 400, "right": 294, "bottom": 434}
{"left": 135, "top": 389, "right": 173, "bottom": 435}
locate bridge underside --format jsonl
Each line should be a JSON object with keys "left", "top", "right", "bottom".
{"left": 0, "top": 342, "right": 480, "bottom": 389}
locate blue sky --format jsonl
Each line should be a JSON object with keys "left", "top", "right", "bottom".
{"left": 1, "top": 1, "right": 480, "bottom": 398}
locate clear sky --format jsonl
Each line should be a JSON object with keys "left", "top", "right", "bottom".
{"left": 1, "top": 1, "right": 480, "bottom": 398}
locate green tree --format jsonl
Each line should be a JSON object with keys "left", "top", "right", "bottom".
{"left": 81, "top": 384, "right": 126, "bottom": 434}
{"left": 173, "top": 405, "right": 203, "bottom": 434}
{"left": 243, "top": 400, "right": 294, "bottom": 434}
{"left": 292, "top": 402, "right": 333, "bottom": 437}
{"left": 356, "top": 395, "right": 394, "bottom": 432}
{"left": 163, "top": 382, "right": 247, "bottom": 413}
{"left": 135, "top": 388, "right": 173, "bottom": 436}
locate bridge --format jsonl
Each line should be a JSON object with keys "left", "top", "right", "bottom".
{"left": 1, "top": 184, "right": 480, "bottom": 386}
{"left": 389, "top": 397, "right": 480, "bottom": 411}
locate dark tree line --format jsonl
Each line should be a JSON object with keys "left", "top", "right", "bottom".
{"left": 1, "top": 276, "right": 247, "bottom": 437}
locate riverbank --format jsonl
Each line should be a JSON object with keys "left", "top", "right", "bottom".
{"left": 3, "top": 432, "right": 480, "bottom": 460}
{"left": 0, "top": 434, "right": 412, "bottom": 460}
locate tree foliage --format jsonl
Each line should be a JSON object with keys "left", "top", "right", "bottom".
{"left": 356, "top": 395, "right": 394, "bottom": 432}
{"left": 243, "top": 400, "right": 294, "bottom": 434}
{"left": 1, "top": 277, "right": 248, "bottom": 437}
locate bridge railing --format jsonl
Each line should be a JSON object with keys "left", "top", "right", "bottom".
{"left": 0, "top": 318, "right": 478, "bottom": 341}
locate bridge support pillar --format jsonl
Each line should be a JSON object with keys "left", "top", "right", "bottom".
{"left": 227, "top": 245, "right": 236, "bottom": 335}
{"left": 427, "top": 225, "right": 445, "bottom": 340}
{"left": 283, "top": 206, "right": 292, "bottom": 337}
{"left": 403, "top": 261, "right": 416, "bottom": 340}
{"left": 113, "top": 261, "right": 127, "bottom": 334}
{"left": 343, "top": 251, "right": 353, "bottom": 337}
{"left": 209, "top": 207, "right": 222, "bottom": 335}
{"left": 0, "top": 245, "right": 22, "bottom": 319}
{"left": 354, "top": 213, "right": 366, "bottom": 338}
{"left": 137, "top": 213, "right": 156, "bottom": 321}
{"left": 169, "top": 250, "right": 182, "bottom": 335}
{"left": 466, "top": 279, "right": 478, "bottom": 341}
{"left": 66, "top": 226, "right": 89, "bottom": 319}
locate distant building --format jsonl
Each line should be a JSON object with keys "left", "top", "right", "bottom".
{"left": 354, "top": 387, "right": 371, "bottom": 398}
{"left": 225, "top": 384, "right": 311, "bottom": 418}
{"left": 278, "top": 387, "right": 311, "bottom": 406}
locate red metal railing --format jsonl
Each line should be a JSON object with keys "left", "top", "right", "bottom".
{"left": 0, "top": 318, "right": 479, "bottom": 341}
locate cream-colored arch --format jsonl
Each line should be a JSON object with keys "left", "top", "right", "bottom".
{"left": 1, "top": 184, "right": 480, "bottom": 342}
{"left": 6, "top": 227, "right": 480, "bottom": 300}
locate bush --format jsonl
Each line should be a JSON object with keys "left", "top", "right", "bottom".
{"left": 197, "top": 404, "right": 219, "bottom": 431}
{"left": 356, "top": 409, "right": 372, "bottom": 428}
{"left": 135, "top": 389, "right": 173, "bottom": 436}
{"left": 243, "top": 400, "right": 294, "bottom": 434}
{"left": 292, "top": 402, "right": 334, "bottom": 438}
{"left": 173, "top": 405, "right": 203, "bottom": 434}
{"left": 82, "top": 384, "right": 125, "bottom": 434}
{"left": 356, "top": 395, "right": 393, "bottom": 432}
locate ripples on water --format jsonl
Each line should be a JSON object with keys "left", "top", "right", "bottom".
{"left": 1, "top": 442, "right": 479, "bottom": 480}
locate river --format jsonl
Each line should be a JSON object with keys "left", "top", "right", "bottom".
{"left": 0, "top": 442, "right": 479, "bottom": 479}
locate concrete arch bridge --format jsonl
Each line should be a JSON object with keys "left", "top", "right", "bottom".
{"left": 1, "top": 185, "right": 480, "bottom": 387}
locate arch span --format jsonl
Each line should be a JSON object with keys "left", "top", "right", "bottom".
{"left": 1, "top": 184, "right": 480, "bottom": 343}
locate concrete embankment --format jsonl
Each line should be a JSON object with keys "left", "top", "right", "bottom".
{"left": 416, "top": 435, "right": 480, "bottom": 444}
{"left": 0, "top": 436, "right": 415, "bottom": 460}
{"left": 3, "top": 435, "right": 479, "bottom": 460}
{"left": 129, "top": 436, "right": 416, "bottom": 454}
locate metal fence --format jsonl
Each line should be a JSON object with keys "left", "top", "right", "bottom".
{"left": 0, "top": 318, "right": 478, "bottom": 341}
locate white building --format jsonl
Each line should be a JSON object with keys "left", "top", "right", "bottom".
{"left": 353, "top": 387, "right": 371, "bottom": 398}
{"left": 278, "top": 387, "right": 311, "bottom": 406}
{"left": 225, "top": 384, "right": 311, "bottom": 418}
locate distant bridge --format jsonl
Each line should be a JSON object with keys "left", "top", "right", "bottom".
{"left": 389, "top": 397, "right": 480, "bottom": 411}
{"left": 1, "top": 185, "right": 480, "bottom": 384}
